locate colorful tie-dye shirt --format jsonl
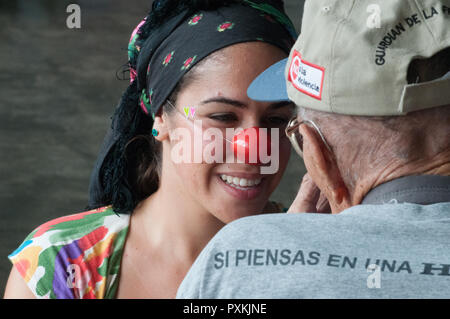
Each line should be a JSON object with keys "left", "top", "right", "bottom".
{"left": 8, "top": 206, "right": 130, "bottom": 299}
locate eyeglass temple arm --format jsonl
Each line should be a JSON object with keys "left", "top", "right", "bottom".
{"left": 288, "top": 118, "right": 333, "bottom": 154}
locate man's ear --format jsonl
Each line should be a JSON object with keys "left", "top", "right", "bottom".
{"left": 152, "top": 113, "right": 170, "bottom": 142}
{"left": 299, "top": 124, "right": 351, "bottom": 214}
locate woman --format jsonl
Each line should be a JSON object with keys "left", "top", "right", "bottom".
{"left": 4, "top": 0, "right": 296, "bottom": 299}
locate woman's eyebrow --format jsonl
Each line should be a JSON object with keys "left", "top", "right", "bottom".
{"left": 200, "top": 98, "right": 295, "bottom": 110}
{"left": 200, "top": 97, "right": 246, "bottom": 108}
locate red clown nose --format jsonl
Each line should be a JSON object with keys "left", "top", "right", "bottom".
{"left": 232, "top": 127, "right": 271, "bottom": 165}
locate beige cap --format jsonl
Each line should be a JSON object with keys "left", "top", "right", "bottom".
{"left": 285, "top": 0, "right": 450, "bottom": 116}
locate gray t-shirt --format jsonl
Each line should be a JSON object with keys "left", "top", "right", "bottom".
{"left": 177, "top": 176, "right": 450, "bottom": 299}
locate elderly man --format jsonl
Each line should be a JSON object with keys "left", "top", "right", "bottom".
{"left": 176, "top": 0, "right": 450, "bottom": 298}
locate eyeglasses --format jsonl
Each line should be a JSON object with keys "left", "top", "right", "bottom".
{"left": 285, "top": 117, "right": 332, "bottom": 158}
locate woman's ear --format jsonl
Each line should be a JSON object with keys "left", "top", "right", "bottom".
{"left": 299, "top": 124, "right": 351, "bottom": 214}
{"left": 152, "top": 113, "right": 170, "bottom": 142}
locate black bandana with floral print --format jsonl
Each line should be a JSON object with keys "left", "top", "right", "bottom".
{"left": 130, "top": 0, "right": 297, "bottom": 118}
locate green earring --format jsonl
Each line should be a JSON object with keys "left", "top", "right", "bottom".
{"left": 152, "top": 129, "right": 159, "bottom": 137}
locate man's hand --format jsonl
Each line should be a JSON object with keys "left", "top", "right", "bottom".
{"left": 287, "top": 173, "right": 331, "bottom": 214}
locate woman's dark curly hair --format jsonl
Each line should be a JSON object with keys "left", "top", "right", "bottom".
{"left": 94, "top": 0, "right": 287, "bottom": 215}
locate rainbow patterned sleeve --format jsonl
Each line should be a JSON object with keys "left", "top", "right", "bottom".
{"left": 8, "top": 206, "right": 130, "bottom": 299}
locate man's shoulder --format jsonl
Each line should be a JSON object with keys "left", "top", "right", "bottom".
{"left": 216, "top": 208, "right": 358, "bottom": 237}
{"left": 210, "top": 212, "right": 331, "bottom": 248}
{"left": 211, "top": 202, "right": 450, "bottom": 246}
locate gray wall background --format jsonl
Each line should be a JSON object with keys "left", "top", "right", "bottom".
{"left": 0, "top": 0, "right": 305, "bottom": 294}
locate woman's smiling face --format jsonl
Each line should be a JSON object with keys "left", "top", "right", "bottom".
{"left": 156, "top": 42, "right": 293, "bottom": 223}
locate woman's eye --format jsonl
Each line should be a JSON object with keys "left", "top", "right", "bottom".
{"left": 208, "top": 113, "right": 238, "bottom": 123}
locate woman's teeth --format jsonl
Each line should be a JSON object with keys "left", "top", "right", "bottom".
{"left": 220, "top": 174, "right": 262, "bottom": 188}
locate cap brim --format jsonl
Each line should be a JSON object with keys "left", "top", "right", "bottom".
{"left": 247, "top": 58, "right": 289, "bottom": 102}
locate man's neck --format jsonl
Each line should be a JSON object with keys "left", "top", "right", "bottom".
{"left": 423, "top": 162, "right": 450, "bottom": 176}
{"left": 351, "top": 153, "right": 450, "bottom": 206}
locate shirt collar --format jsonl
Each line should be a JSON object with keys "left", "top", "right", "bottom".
{"left": 362, "top": 175, "right": 450, "bottom": 205}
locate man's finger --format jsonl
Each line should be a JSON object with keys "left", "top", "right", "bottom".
{"left": 287, "top": 174, "right": 321, "bottom": 213}
{"left": 316, "top": 192, "right": 331, "bottom": 214}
